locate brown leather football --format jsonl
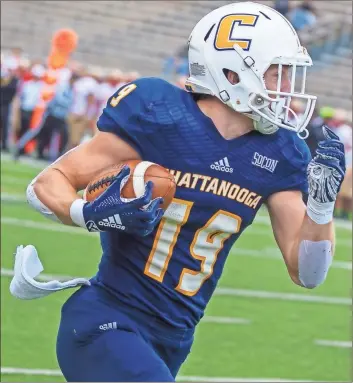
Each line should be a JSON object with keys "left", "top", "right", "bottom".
{"left": 84, "top": 160, "right": 176, "bottom": 210}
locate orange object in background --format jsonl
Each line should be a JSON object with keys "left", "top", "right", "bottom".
{"left": 24, "top": 29, "right": 78, "bottom": 154}
{"left": 52, "top": 28, "right": 78, "bottom": 54}
{"left": 47, "top": 50, "right": 69, "bottom": 70}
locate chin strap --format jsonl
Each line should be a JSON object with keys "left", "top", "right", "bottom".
{"left": 245, "top": 96, "right": 310, "bottom": 139}
{"left": 297, "top": 128, "right": 309, "bottom": 140}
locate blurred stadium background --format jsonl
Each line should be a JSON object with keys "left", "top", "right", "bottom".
{"left": 1, "top": 1, "right": 352, "bottom": 382}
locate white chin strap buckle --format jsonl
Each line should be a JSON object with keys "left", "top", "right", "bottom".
{"left": 297, "top": 128, "right": 309, "bottom": 140}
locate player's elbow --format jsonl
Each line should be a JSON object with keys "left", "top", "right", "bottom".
{"left": 26, "top": 176, "right": 43, "bottom": 213}
{"left": 28, "top": 168, "right": 54, "bottom": 203}
{"left": 26, "top": 173, "right": 62, "bottom": 223}
{"left": 287, "top": 240, "right": 333, "bottom": 290}
{"left": 26, "top": 177, "right": 38, "bottom": 208}
{"left": 27, "top": 173, "right": 45, "bottom": 208}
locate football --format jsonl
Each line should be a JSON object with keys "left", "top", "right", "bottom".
{"left": 83, "top": 160, "right": 176, "bottom": 210}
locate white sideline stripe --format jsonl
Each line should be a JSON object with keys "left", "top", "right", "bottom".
{"left": 0, "top": 367, "right": 319, "bottom": 382}
{"left": 202, "top": 316, "right": 251, "bottom": 325}
{"left": 1, "top": 193, "right": 26, "bottom": 202}
{"left": 1, "top": 153, "right": 48, "bottom": 169}
{"left": 2, "top": 175, "right": 30, "bottom": 185}
{"left": 1, "top": 367, "right": 62, "bottom": 376}
{"left": 1, "top": 267, "right": 349, "bottom": 306}
{"left": 330, "top": 260, "right": 352, "bottom": 270}
{"left": 1, "top": 217, "right": 97, "bottom": 237}
{"left": 254, "top": 214, "right": 352, "bottom": 231}
{"left": 233, "top": 247, "right": 352, "bottom": 270}
{"left": 315, "top": 339, "right": 352, "bottom": 348}
{"left": 215, "top": 288, "right": 351, "bottom": 306}
{"left": 1, "top": 192, "right": 352, "bottom": 232}
{"left": 2, "top": 216, "right": 351, "bottom": 271}
{"left": 1, "top": 217, "right": 351, "bottom": 256}
{"left": 6, "top": 215, "right": 349, "bottom": 270}
{"left": 0, "top": 217, "right": 267, "bottom": 237}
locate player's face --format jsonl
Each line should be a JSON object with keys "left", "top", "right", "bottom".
{"left": 264, "top": 64, "right": 291, "bottom": 94}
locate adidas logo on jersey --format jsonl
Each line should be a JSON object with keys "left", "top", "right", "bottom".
{"left": 98, "top": 214, "right": 125, "bottom": 230}
{"left": 99, "top": 322, "right": 118, "bottom": 331}
{"left": 210, "top": 157, "right": 233, "bottom": 173}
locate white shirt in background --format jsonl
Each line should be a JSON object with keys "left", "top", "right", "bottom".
{"left": 96, "top": 81, "right": 123, "bottom": 117}
{"left": 19, "top": 80, "right": 44, "bottom": 112}
{"left": 70, "top": 76, "right": 98, "bottom": 116}
{"left": 56, "top": 67, "right": 72, "bottom": 86}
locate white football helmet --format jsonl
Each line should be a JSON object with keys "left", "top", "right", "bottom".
{"left": 186, "top": 1, "right": 317, "bottom": 137}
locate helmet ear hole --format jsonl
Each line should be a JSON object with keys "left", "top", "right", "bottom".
{"left": 223, "top": 69, "right": 240, "bottom": 85}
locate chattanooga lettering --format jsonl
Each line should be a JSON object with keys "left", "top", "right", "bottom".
{"left": 168, "top": 169, "right": 262, "bottom": 209}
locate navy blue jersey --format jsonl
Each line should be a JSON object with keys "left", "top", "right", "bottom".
{"left": 93, "top": 77, "right": 311, "bottom": 328}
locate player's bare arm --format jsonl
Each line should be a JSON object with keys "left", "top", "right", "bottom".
{"left": 267, "top": 190, "right": 335, "bottom": 286}
{"left": 28, "top": 131, "right": 141, "bottom": 225}
{"left": 267, "top": 127, "right": 346, "bottom": 289}
{"left": 28, "top": 129, "right": 164, "bottom": 236}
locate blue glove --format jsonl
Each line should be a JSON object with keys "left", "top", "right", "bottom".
{"left": 83, "top": 166, "right": 164, "bottom": 236}
{"left": 307, "top": 126, "right": 346, "bottom": 203}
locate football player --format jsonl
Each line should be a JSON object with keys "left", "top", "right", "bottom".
{"left": 24, "top": 2, "right": 345, "bottom": 382}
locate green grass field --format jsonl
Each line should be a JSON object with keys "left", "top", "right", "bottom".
{"left": 1, "top": 156, "right": 352, "bottom": 382}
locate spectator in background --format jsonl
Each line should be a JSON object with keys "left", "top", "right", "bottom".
{"left": 56, "top": 66, "right": 73, "bottom": 87}
{"left": 7, "top": 57, "right": 32, "bottom": 146}
{"left": 2, "top": 47, "right": 24, "bottom": 74}
{"left": 122, "top": 71, "right": 140, "bottom": 85}
{"left": 287, "top": 0, "right": 317, "bottom": 31}
{"left": 96, "top": 69, "right": 124, "bottom": 122}
{"left": 17, "top": 58, "right": 32, "bottom": 84}
{"left": 17, "top": 64, "right": 45, "bottom": 148}
{"left": 67, "top": 66, "right": 97, "bottom": 149}
{"left": 36, "top": 73, "right": 78, "bottom": 160}
{"left": 1, "top": 65, "right": 19, "bottom": 151}
{"left": 274, "top": 0, "right": 290, "bottom": 17}
{"left": 162, "top": 44, "right": 189, "bottom": 80}
{"left": 85, "top": 66, "right": 104, "bottom": 137}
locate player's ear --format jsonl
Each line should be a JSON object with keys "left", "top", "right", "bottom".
{"left": 224, "top": 69, "right": 239, "bottom": 85}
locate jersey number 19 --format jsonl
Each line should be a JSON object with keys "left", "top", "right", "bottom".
{"left": 144, "top": 199, "right": 242, "bottom": 296}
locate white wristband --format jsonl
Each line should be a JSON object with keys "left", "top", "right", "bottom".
{"left": 306, "top": 195, "right": 335, "bottom": 225}
{"left": 70, "top": 199, "right": 87, "bottom": 228}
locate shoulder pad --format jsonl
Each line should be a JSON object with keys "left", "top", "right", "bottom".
{"left": 279, "top": 130, "right": 312, "bottom": 171}
{"left": 100, "top": 77, "right": 174, "bottom": 126}
{"left": 266, "top": 130, "right": 312, "bottom": 196}
{"left": 96, "top": 77, "right": 177, "bottom": 155}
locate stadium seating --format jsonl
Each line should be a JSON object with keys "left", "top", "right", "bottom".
{"left": 1, "top": 1, "right": 352, "bottom": 112}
